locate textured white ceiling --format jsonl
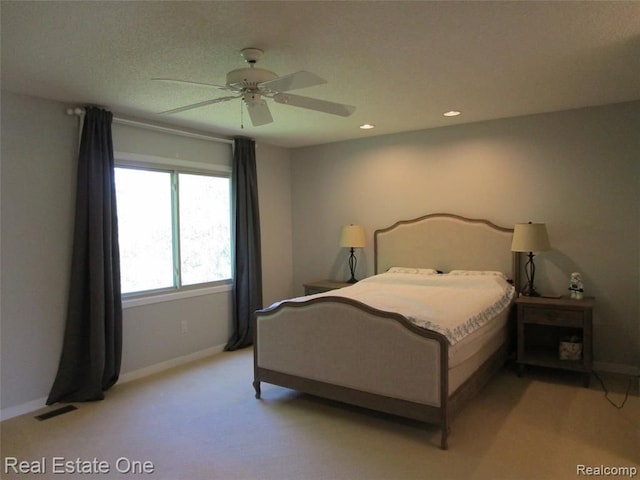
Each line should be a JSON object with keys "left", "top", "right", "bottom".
{"left": 2, "top": 1, "right": 639, "bottom": 148}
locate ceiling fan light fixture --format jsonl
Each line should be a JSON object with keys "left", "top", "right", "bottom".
{"left": 443, "top": 110, "right": 461, "bottom": 117}
{"left": 359, "top": 123, "right": 375, "bottom": 129}
{"left": 243, "top": 92, "right": 263, "bottom": 105}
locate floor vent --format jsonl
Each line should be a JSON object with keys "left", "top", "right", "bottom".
{"left": 35, "top": 405, "right": 77, "bottom": 421}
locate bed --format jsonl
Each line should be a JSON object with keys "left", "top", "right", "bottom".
{"left": 252, "top": 213, "right": 519, "bottom": 449}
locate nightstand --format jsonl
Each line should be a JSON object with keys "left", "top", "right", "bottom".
{"left": 303, "top": 280, "right": 352, "bottom": 295}
{"left": 516, "top": 295, "right": 594, "bottom": 387}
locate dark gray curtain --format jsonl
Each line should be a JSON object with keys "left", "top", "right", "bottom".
{"left": 47, "top": 107, "right": 122, "bottom": 404}
{"left": 225, "top": 137, "right": 263, "bottom": 351}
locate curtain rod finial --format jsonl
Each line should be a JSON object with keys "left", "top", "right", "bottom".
{"left": 66, "top": 107, "right": 85, "bottom": 116}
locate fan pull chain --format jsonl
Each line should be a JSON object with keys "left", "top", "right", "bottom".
{"left": 240, "top": 100, "right": 244, "bottom": 129}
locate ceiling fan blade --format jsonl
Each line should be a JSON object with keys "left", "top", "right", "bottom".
{"left": 260, "top": 71, "right": 327, "bottom": 92}
{"left": 152, "top": 77, "right": 231, "bottom": 90}
{"left": 246, "top": 99, "right": 273, "bottom": 126}
{"left": 159, "top": 95, "right": 239, "bottom": 115}
{"left": 273, "top": 93, "right": 356, "bottom": 117}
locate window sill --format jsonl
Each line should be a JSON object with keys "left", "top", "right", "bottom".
{"left": 122, "top": 283, "right": 232, "bottom": 309}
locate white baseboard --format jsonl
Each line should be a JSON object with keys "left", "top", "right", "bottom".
{"left": 0, "top": 344, "right": 227, "bottom": 422}
{"left": 118, "top": 343, "right": 226, "bottom": 385}
{"left": 0, "top": 396, "right": 50, "bottom": 422}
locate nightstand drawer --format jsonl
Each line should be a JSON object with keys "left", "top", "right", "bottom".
{"left": 521, "top": 307, "right": 584, "bottom": 327}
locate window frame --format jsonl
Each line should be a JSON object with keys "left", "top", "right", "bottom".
{"left": 114, "top": 152, "right": 232, "bottom": 308}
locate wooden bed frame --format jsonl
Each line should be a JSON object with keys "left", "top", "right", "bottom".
{"left": 253, "top": 214, "right": 518, "bottom": 449}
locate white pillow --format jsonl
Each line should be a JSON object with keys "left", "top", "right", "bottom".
{"left": 448, "top": 270, "right": 507, "bottom": 280}
{"left": 387, "top": 267, "right": 439, "bottom": 275}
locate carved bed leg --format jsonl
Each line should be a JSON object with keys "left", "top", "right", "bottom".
{"left": 440, "top": 412, "right": 450, "bottom": 450}
{"left": 253, "top": 380, "right": 261, "bottom": 399}
{"left": 440, "top": 426, "right": 450, "bottom": 450}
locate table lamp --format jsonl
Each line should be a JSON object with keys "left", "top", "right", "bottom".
{"left": 339, "top": 225, "right": 366, "bottom": 283}
{"left": 511, "top": 222, "right": 551, "bottom": 296}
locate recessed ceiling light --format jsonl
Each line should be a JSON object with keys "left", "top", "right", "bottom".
{"left": 443, "top": 110, "right": 461, "bottom": 117}
{"left": 359, "top": 123, "right": 375, "bottom": 129}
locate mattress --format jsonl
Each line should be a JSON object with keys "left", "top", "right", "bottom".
{"left": 287, "top": 270, "right": 514, "bottom": 351}
{"left": 448, "top": 302, "right": 510, "bottom": 367}
{"left": 448, "top": 308, "right": 509, "bottom": 393}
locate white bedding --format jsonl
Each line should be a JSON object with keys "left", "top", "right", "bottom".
{"left": 287, "top": 271, "right": 515, "bottom": 347}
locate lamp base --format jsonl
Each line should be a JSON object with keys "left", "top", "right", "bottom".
{"left": 346, "top": 247, "right": 358, "bottom": 283}
{"left": 520, "top": 287, "right": 541, "bottom": 297}
{"left": 520, "top": 252, "right": 540, "bottom": 297}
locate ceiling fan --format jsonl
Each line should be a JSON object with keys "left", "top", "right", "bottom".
{"left": 153, "top": 48, "right": 356, "bottom": 127}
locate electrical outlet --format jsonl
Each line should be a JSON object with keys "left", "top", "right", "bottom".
{"left": 181, "top": 320, "right": 188, "bottom": 335}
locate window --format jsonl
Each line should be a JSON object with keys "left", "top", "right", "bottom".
{"left": 115, "top": 166, "right": 231, "bottom": 295}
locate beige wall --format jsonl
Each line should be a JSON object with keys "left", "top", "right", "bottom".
{"left": 256, "top": 142, "right": 294, "bottom": 307}
{"left": 290, "top": 102, "right": 640, "bottom": 371}
{"left": 1, "top": 91, "right": 77, "bottom": 414}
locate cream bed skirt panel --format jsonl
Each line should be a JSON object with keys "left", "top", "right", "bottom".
{"left": 448, "top": 324, "right": 507, "bottom": 394}
{"left": 257, "top": 301, "right": 443, "bottom": 407}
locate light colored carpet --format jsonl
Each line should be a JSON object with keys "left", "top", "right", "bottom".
{"left": 2, "top": 348, "right": 638, "bottom": 480}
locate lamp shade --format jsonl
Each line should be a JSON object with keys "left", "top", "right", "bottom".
{"left": 511, "top": 223, "right": 551, "bottom": 252}
{"left": 339, "top": 225, "right": 366, "bottom": 248}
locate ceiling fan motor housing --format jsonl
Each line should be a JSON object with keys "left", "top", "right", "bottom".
{"left": 226, "top": 67, "right": 278, "bottom": 89}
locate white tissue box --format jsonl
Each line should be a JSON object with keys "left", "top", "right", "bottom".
{"left": 559, "top": 336, "right": 582, "bottom": 360}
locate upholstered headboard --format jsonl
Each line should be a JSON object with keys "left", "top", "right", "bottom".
{"left": 374, "top": 214, "right": 517, "bottom": 284}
